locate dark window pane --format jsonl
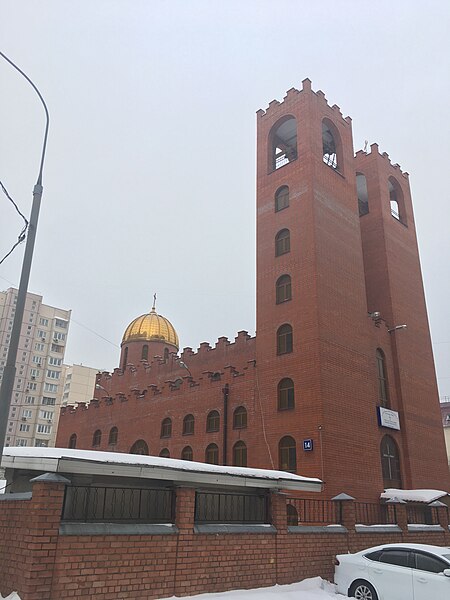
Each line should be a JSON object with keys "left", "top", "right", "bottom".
{"left": 183, "top": 414, "right": 195, "bottom": 435}
{"left": 275, "top": 186, "right": 290, "bottom": 212}
{"left": 278, "top": 378, "right": 294, "bottom": 410}
{"left": 415, "top": 553, "right": 448, "bottom": 573}
{"left": 279, "top": 436, "right": 296, "bottom": 473}
{"left": 276, "top": 275, "right": 292, "bottom": 304}
{"left": 275, "top": 229, "right": 290, "bottom": 256}
{"left": 233, "top": 442, "right": 247, "bottom": 467}
{"left": 206, "top": 411, "right": 220, "bottom": 432}
{"left": 205, "top": 444, "right": 219, "bottom": 464}
{"left": 277, "top": 325, "right": 293, "bottom": 355}
{"left": 379, "top": 550, "right": 410, "bottom": 567}
{"left": 233, "top": 406, "right": 247, "bottom": 429}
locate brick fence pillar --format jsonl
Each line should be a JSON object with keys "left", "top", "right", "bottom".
{"left": 26, "top": 473, "right": 69, "bottom": 600}
{"left": 332, "top": 493, "right": 355, "bottom": 530}
{"left": 429, "top": 500, "right": 450, "bottom": 544}
{"left": 270, "top": 491, "right": 287, "bottom": 532}
{"left": 387, "top": 499, "right": 408, "bottom": 534}
{"left": 175, "top": 486, "right": 195, "bottom": 532}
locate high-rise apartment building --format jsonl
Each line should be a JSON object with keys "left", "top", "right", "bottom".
{"left": 61, "top": 363, "right": 98, "bottom": 407}
{"left": 0, "top": 288, "right": 71, "bottom": 448}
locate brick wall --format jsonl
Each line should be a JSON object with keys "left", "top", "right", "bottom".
{"left": 1, "top": 480, "right": 450, "bottom": 600}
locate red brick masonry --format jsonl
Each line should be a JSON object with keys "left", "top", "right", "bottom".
{"left": 1, "top": 480, "right": 450, "bottom": 600}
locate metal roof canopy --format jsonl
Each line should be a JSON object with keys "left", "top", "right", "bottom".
{"left": 2, "top": 448, "right": 322, "bottom": 492}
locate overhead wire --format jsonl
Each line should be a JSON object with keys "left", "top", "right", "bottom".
{"left": 0, "top": 180, "right": 29, "bottom": 266}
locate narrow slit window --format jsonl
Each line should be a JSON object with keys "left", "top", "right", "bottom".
{"left": 376, "top": 349, "right": 389, "bottom": 408}
{"left": 356, "top": 173, "right": 369, "bottom": 216}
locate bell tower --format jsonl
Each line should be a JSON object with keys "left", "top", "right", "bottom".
{"left": 254, "top": 79, "right": 377, "bottom": 497}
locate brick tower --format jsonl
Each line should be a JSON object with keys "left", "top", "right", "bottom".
{"left": 254, "top": 79, "right": 450, "bottom": 498}
{"left": 355, "top": 146, "right": 450, "bottom": 491}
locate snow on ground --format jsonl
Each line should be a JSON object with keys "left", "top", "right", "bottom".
{"left": 0, "top": 480, "right": 6, "bottom": 494}
{"left": 0, "top": 578, "right": 348, "bottom": 600}
{"left": 164, "top": 578, "right": 349, "bottom": 600}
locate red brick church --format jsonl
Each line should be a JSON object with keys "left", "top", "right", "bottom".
{"left": 57, "top": 79, "right": 450, "bottom": 500}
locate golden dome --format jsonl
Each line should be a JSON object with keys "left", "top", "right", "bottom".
{"left": 122, "top": 308, "right": 179, "bottom": 349}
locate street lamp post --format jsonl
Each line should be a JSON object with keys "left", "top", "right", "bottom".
{"left": 0, "top": 51, "right": 49, "bottom": 465}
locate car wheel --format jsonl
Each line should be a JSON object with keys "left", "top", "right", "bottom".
{"left": 349, "top": 580, "right": 378, "bottom": 600}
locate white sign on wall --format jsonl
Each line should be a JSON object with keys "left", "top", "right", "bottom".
{"left": 377, "top": 406, "right": 401, "bottom": 431}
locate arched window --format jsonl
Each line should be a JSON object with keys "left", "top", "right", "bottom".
{"left": 161, "top": 417, "right": 172, "bottom": 438}
{"left": 233, "top": 441, "right": 247, "bottom": 467}
{"left": 183, "top": 414, "right": 195, "bottom": 435}
{"left": 278, "top": 378, "right": 295, "bottom": 410}
{"left": 356, "top": 173, "right": 369, "bottom": 216}
{"left": 276, "top": 275, "right": 292, "bottom": 304}
{"left": 159, "top": 448, "right": 170, "bottom": 458}
{"left": 269, "top": 117, "right": 297, "bottom": 171}
{"left": 141, "top": 345, "right": 149, "bottom": 361}
{"left": 275, "top": 229, "right": 290, "bottom": 257}
{"left": 206, "top": 410, "right": 220, "bottom": 432}
{"left": 275, "top": 186, "right": 289, "bottom": 212}
{"left": 233, "top": 406, "right": 247, "bottom": 429}
{"left": 130, "top": 439, "right": 149, "bottom": 455}
{"left": 92, "top": 429, "right": 102, "bottom": 447}
{"left": 205, "top": 443, "right": 219, "bottom": 465}
{"left": 121, "top": 346, "right": 128, "bottom": 371}
{"left": 68, "top": 433, "right": 77, "bottom": 449}
{"left": 279, "top": 436, "right": 296, "bottom": 473}
{"left": 108, "top": 426, "right": 118, "bottom": 445}
{"left": 388, "top": 177, "right": 406, "bottom": 224}
{"left": 164, "top": 348, "right": 170, "bottom": 360}
{"left": 322, "top": 118, "right": 341, "bottom": 170}
{"left": 277, "top": 324, "right": 293, "bottom": 355}
{"left": 376, "top": 349, "right": 389, "bottom": 407}
{"left": 380, "top": 435, "right": 402, "bottom": 489}
{"left": 287, "top": 504, "right": 298, "bottom": 526}
{"left": 181, "top": 446, "right": 193, "bottom": 461}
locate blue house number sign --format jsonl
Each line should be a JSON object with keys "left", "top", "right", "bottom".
{"left": 303, "top": 439, "right": 313, "bottom": 452}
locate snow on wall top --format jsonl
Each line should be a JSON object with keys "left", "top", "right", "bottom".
{"left": 2, "top": 447, "right": 322, "bottom": 485}
{"left": 381, "top": 488, "right": 449, "bottom": 503}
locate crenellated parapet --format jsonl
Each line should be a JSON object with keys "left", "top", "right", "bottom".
{"left": 59, "top": 330, "right": 256, "bottom": 420}
{"left": 355, "top": 143, "right": 409, "bottom": 179}
{"left": 256, "top": 78, "right": 352, "bottom": 126}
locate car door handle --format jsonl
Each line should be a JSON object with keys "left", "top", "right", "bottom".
{"left": 416, "top": 577, "right": 427, "bottom": 583}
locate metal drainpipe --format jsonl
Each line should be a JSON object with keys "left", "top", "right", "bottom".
{"left": 222, "top": 383, "right": 229, "bottom": 465}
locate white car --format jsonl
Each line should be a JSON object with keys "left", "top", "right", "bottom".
{"left": 335, "top": 543, "right": 450, "bottom": 600}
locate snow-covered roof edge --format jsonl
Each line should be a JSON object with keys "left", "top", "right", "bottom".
{"left": 381, "top": 488, "right": 449, "bottom": 503}
{"left": 2, "top": 447, "right": 322, "bottom": 491}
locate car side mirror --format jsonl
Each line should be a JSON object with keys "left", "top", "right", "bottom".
{"left": 443, "top": 569, "right": 450, "bottom": 578}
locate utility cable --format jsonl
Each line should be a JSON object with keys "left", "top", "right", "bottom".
{"left": 0, "top": 180, "right": 29, "bottom": 266}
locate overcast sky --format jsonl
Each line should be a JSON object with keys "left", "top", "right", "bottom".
{"left": 1, "top": 0, "right": 449, "bottom": 398}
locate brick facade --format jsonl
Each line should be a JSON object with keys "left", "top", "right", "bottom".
{"left": 56, "top": 79, "right": 450, "bottom": 501}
